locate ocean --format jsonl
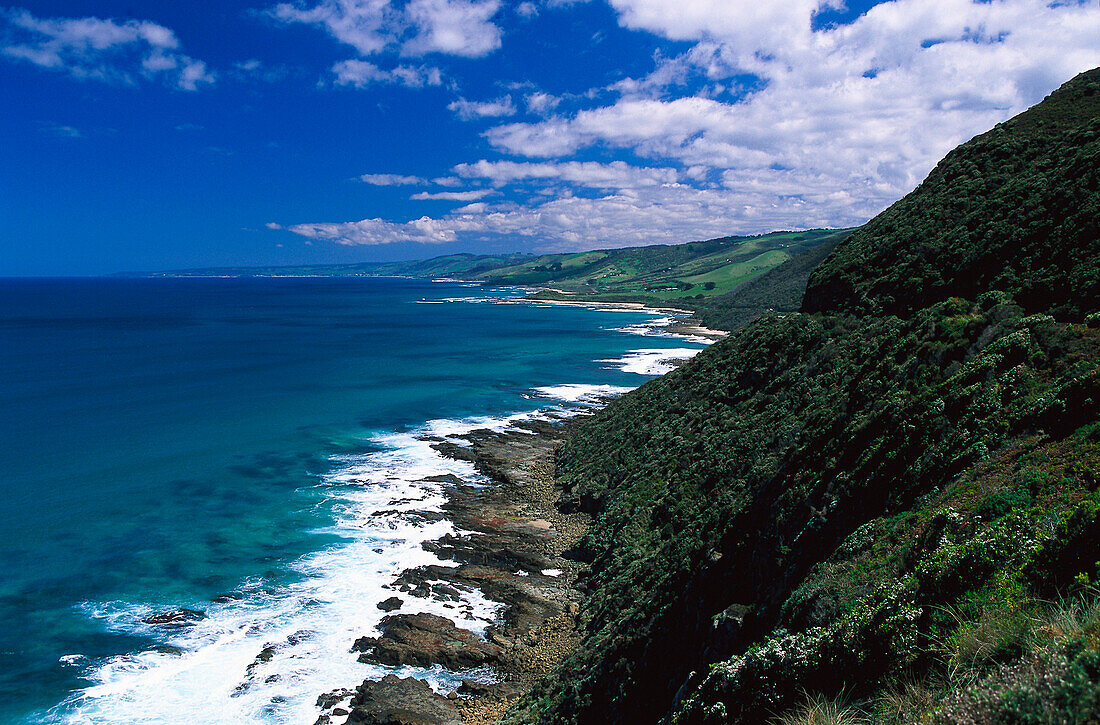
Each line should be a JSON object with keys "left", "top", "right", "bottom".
{"left": 0, "top": 277, "right": 705, "bottom": 724}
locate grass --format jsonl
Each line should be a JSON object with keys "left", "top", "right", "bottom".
{"left": 771, "top": 693, "right": 867, "bottom": 725}
{"left": 1032, "top": 588, "right": 1100, "bottom": 650}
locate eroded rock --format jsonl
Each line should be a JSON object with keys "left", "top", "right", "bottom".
{"left": 352, "top": 613, "right": 502, "bottom": 669}
{"left": 343, "top": 675, "right": 460, "bottom": 725}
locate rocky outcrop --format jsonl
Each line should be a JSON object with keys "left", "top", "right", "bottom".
{"left": 323, "top": 417, "right": 595, "bottom": 725}
{"left": 342, "top": 675, "right": 461, "bottom": 725}
{"left": 377, "top": 596, "right": 404, "bottom": 612}
{"left": 352, "top": 613, "right": 503, "bottom": 669}
{"left": 141, "top": 608, "right": 205, "bottom": 627}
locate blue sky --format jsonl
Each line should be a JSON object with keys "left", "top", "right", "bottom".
{"left": 1, "top": 0, "right": 1098, "bottom": 275}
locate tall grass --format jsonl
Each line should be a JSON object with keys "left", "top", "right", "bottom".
{"left": 771, "top": 693, "right": 867, "bottom": 725}
{"left": 1030, "top": 587, "right": 1100, "bottom": 650}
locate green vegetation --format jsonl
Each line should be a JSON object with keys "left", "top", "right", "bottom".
{"left": 688, "top": 231, "right": 848, "bottom": 331}
{"left": 804, "top": 68, "right": 1100, "bottom": 321}
{"left": 501, "top": 68, "right": 1100, "bottom": 724}
{"left": 516, "top": 229, "right": 848, "bottom": 305}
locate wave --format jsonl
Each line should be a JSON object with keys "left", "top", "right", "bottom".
{"left": 48, "top": 416, "right": 534, "bottom": 724}
{"left": 531, "top": 383, "right": 635, "bottom": 404}
{"left": 610, "top": 318, "right": 710, "bottom": 345}
{"left": 600, "top": 348, "right": 702, "bottom": 376}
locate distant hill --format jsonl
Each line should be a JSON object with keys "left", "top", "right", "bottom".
{"left": 137, "top": 229, "right": 849, "bottom": 320}
{"left": 804, "top": 68, "right": 1100, "bottom": 320}
{"left": 478, "top": 229, "right": 847, "bottom": 303}
{"left": 687, "top": 231, "right": 849, "bottom": 331}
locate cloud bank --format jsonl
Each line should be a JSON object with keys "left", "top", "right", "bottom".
{"left": 286, "top": 0, "right": 1100, "bottom": 251}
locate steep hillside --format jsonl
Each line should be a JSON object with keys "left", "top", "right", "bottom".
{"left": 804, "top": 68, "right": 1100, "bottom": 321}
{"left": 504, "top": 69, "right": 1100, "bottom": 725}
{"left": 687, "top": 232, "right": 849, "bottom": 331}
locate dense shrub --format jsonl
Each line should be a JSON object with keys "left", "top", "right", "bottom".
{"left": 804, "top": 69, "right": 1100, "bottom": 322}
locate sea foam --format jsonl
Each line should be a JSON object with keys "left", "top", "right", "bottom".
{"left": 600, "top": 348, "right": 702, "bottom": 376}
{"left": 51, "top": 417, "right": 525, "bottom": 725}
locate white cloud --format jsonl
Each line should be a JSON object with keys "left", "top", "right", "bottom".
{"left": 482, "top": 0, "right": 1100, "bottom": 228}
{"left": 270, "top": 0, "right": 501, "bottom": 59}
{"left": 44, "top": 123, "right": 83, "bottom": 138}
{"left": 270, "top": 0, "right": 394, "bottom": 56}
{"left": 288, "top": 180, "right": 854, "bottom": 249}
{"left": 265, "top": 222, "right": 283, "bottom": 230}
{"left": 607, "top": 0, "right": 840, "bottom": 53}
{"left": 331, "top": 58, "right": 442, "bottom": 87}
{"left": 410, "top": 189, "right": 495, "bottom": 201}
{"left": 448, "top": 95, "right": 517, "bottom": 120}
{"left": 401, "top": 0, "right": 502, "bottom": 57}
{"left": 516, "top": 2, "right": 539, "bottom": 19}
{"left": 524, "top": 91, "right": 561, "bottom": 115}
{"left": 291, "top": 0, "right": 1100, "bottom": 254}
{"left": 0, "top": 8, "right": 214, "bottom": 90}
{"left": 289, "top": 212, "right": 536, "bottom": 245}
{"left": 359, "top": 172, "right": 428, "bottom": 185}
{"left": 232, "top": 58, "right": 290, "bottom": 83}
{"left": 453, "top": 159, "right": 680, "bottom": 189}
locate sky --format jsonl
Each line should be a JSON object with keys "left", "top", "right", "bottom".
{"left": 1, "top": 0, "right": 1098, "bottom": 275}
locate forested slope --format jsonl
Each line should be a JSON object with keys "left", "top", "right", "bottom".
{"left": 505, "top": 68, "right": 1100, "bottom": 725}
{"left": 803, "top": 68, "right": 1100, "bottom": 321}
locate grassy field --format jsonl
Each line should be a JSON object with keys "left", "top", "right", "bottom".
{"left": 483, "top": 229, "right": 851, "bottom": 304}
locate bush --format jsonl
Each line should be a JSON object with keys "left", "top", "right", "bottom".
{"left": 931, "top": 649, "right": 1100, "bottom": 724}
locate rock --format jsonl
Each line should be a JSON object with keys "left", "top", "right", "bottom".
{"left": 418, "top": 474, "right": 465, "bottom": 485}
{"left": 353, "top": 613, "right": 503, "bottom": 670}
{"left": 377, "top": 596, "right": 404, "bottom": 612}
{"left": 317, "top": 688, "right": 355, "bottom": 709}
{"left": 211, "top": 593, "right": 243, "bottom": 603}
{"left": 152, "top": 645, "right": 184, "bottom": 656}
{"left": 141, "top": 608, "right": 206, "bottom": 627}
{"left": 311, "top": 417, "right": 593, "bottom": 719}
{"left": 344, "top": 675, "right": 460, "bottom": 725}
{"left": 287, "top": 629, "right": 314, "bottom": 645}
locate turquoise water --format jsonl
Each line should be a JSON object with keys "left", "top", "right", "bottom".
{"left": 0, "top": 277, "right": 703, "bottom": 724}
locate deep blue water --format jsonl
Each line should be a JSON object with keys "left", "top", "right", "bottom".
{"left": 0, "top": 277, "right": 702, "bottom": 724}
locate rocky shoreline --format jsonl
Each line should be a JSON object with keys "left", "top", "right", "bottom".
{"left": 314, "top": 413, "right": 596, "bottom": 725}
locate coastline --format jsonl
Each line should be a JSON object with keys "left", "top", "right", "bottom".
{"left": 27, "top": 278, "right": 712, "bottom": 725}
{"left": 313, "top": 312, "right": 712, "bottom": 725}
{"left": 313, "top": 414, "right": 594, "bottom": 725}
{"left": 513, "top": 291, "right": 729, "bottom": 341}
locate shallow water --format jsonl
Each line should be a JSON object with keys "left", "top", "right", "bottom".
{"left": 0, "top": 277, "right": 704, "bottom": 723}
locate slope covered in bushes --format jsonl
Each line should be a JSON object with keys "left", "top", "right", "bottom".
{"left": 803, "top": 68, "right": 1100, "bottom": 321}
{"left": 503, "top": 68, "right": 1100, "bottom": 725}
